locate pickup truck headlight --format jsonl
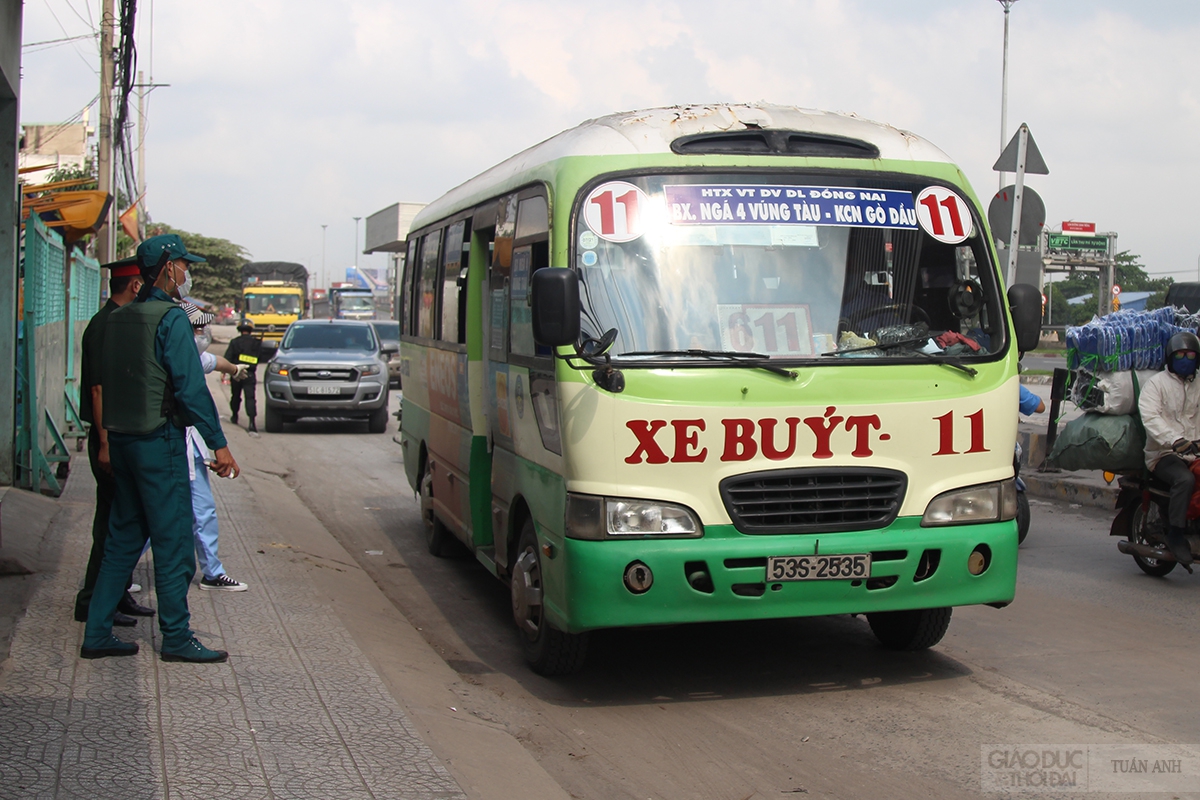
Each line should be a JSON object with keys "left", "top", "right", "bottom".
{"left": 921, "top": 480, "right": 1017, "bottom": 526}
{"left": 358, "top": 364, "right": 382, "bottom": 376}
{"left": 566, "top": 493, "right": 702, "bottom": 540}
{"left": 267, "top": 362, "right": 290, "bottom": 376}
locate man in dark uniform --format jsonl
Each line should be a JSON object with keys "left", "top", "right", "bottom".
{"left": 224, "top": 320, "right": 262, "bottom": 432}
{"left": 73, "top": 259, "right": 156, "bottom": 626}
{"left": 81, "top": 234, "right": 239, "bottom": 663}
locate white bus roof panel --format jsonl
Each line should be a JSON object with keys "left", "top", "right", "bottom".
{"left": 414, "top": 104, "right": 958, "bottom": 229}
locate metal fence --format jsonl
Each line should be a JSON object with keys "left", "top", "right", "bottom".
{"left": 16, "top": 216, "right": 90, "bottom": 496}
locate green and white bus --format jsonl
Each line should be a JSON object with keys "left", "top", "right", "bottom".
{"left": 397, "top": 104, "right": 1041, "bottom": 675}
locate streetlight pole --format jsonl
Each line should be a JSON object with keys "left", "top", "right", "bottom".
{"left": 353, "top": 216, "right": 362, "bottom": 270}
{"left": 998, "top": 0, "right": 1019, "bottom": 191}
{"left": 320, "top": 223, "right": 327, "bottom": 288}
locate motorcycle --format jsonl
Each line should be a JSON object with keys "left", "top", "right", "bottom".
{"left": 1015, "top": 442, "right": 1030, "bottom": 545}
{"left": 1110, "top": 472, "right": 1200, "bottom": 576}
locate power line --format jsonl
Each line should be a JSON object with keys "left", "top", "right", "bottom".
{"left": 22, "top": 33, "right": 97, "bottom": 50}
{"left": 41, "top": 0, "right": 99, "bottom": 74}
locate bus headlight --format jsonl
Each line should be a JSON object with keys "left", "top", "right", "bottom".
{"left": 921, "top": 480, "right": 1017, "bottom": 526}
{"left": 566, "top": 493, "right": 703, "bottom": 539}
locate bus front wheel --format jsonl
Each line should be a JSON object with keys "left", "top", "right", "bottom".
{"left": 511, "top": 518, "right": 588, "bottom": 676}
{"left": 866, "top": 607, "right": 952, "bottom": 651}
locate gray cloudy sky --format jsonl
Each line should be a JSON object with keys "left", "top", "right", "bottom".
{"left": 20, "top": 0, "right": 1200, "bottom": 288}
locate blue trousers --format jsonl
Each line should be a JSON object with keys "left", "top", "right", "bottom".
{"left": 84, "top": 424, "right": 196, "bottom": 650}
{"left": 191, "top": 455, "right": 226, "bottom": 580}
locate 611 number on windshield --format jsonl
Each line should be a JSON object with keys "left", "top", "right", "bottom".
{"left": 718, "top": 304, "right": 813, "bottom": 355}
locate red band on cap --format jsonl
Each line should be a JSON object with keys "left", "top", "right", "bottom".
{"left": 111, "top": 265, "right": 141, "bottom": 277}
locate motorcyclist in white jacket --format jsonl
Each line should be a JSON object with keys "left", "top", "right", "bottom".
{"left": 1138, "top": 330, "right": 1200, "bottom": 567}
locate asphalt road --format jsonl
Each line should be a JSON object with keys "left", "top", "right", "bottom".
{"left": 221, "top": 386, "right": 1200, "bottom": 800}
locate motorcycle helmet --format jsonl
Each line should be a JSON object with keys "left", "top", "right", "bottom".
{"left": 1165, "top": 330, "right": 1200, "bottom": 378}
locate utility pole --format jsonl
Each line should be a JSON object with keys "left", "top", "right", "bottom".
{"left": 353, "top": 216, "right": 362, "bottom": 269}
{"left": 998, "top": 0, "right": 1018, "bottom": 191}
{"left": 321, "top": 224, "right": 328, "bottom": 288}
{"left": 95, "top": 0, "right": 116, "bottom": 263}
{"left": 134, "top": 72, "right": 170, "bottom": 239}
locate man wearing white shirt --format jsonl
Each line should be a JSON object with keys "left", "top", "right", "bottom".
{"left": 184, "top": 303, "right": 250, "bottom": 591}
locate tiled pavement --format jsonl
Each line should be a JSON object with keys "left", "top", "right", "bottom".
{"left": 0, "top": 463, "right": 467, "bottom": 800}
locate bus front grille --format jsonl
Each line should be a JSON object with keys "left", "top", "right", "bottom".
{"left": 719, "top": 468, "right": 906, "bottom": 534}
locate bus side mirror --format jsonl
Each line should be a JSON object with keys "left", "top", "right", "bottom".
{"left": 531, "top": 268, "right": 581, "bottom": 347}
{"left": 1007, "top": 283, "right": 1042, "bottom": 354}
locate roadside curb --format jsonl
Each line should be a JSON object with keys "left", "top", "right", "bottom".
{"left": 1017, "top": 426, "right": 1118, "bottom": 510}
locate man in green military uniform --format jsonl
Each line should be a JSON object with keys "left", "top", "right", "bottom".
{"left": 82, "top": 234, "right": 240, "bottom": 662}
{"left": 73, "top": 259, "right": 156, "bottom": 626}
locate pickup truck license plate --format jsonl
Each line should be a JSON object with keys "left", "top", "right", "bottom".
{"left": 307, "top": 385, "right": 342, "bottom": 395}
{"left": 766, "top": 553, "right": 871, "bottom": 582}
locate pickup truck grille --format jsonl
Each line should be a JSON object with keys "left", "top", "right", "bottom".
{"left": 720, "top": 467, "right": 906, "bottom": 534}
{"left": 291, "top": 367, "right": 358, "bottom": 382}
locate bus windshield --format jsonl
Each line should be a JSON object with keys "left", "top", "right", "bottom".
{"left": 574, "top": 173, "right": 1004, "bottom": 363}
{"left": 245, "top": 293, "right": 300, "bottom": 315}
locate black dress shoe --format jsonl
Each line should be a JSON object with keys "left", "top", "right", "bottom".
{"left": 118, "top": 594, "right": 156, "bottom": 617}
{"left": 113, "top": 611, "right": 138, "bottom": 627}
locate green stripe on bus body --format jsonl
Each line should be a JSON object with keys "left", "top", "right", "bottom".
{"left": 557, "top": 518, "right": 1017, "bottom": 633}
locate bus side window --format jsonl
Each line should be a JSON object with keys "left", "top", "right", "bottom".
{"left": 401, "top": 238, "right": 418, "bottom": 335}
{"left": 441, "top": 220, "right": 470, "bottom": 345}
{"left": 418, "top": 230, "right": 442, "bottom": 340}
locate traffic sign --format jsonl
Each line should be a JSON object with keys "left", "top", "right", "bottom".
{"left": 1047, "top": 233, "right": 1108, "bottom": 253}
{"left": 988, "top": 185, "right": 1045, "bottom": 246}
{"left": 993, "top": 124, "right": 1050, "bottom": 175}
{"left": 1112, "top": 284, "right": 1121, "bottom": 295}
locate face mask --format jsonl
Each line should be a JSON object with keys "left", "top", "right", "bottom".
{"left": 176, "top": 265, "right": 193, "bottom": 300}
{"left": 195, "top": 328, "right": 213, "bottom": 354}
{"left": 1175, "top": 356, "right": 1198, "bottom": 378}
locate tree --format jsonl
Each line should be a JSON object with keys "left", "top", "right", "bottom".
{"left": 1045, "top": 251, "right": 1173, "bottom": 326}
{"left": 147, "top": 224, "right": 250, "bottom": 307}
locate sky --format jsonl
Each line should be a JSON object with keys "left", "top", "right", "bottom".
{"left": 18, "top": 0, "right": 1200, "bottom": 290}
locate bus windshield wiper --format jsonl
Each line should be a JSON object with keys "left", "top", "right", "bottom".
{"left": 620, "top": 349, "right": 797, "bottom": 378}
{"left": 821, "top": 338, "right": 977, "bottom": 377}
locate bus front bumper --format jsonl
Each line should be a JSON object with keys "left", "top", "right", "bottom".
{"left": 553, "top": 518, "right": 1017, "bottom": 633}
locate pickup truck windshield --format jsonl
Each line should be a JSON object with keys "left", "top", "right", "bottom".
{"left": 283, "top": 324, "right": 376, "bottom": 351}
{"left": 575, "top": 173, "right": 1004, "bottom": 363}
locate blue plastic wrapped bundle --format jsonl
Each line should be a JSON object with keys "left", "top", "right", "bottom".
{"left": 1066, "top": 307, "right": 1190, "bottom": 373}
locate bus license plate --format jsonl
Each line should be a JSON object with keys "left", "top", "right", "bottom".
{"left": 767, "top": 553, "right": 871, "bottom": 582}
{"left": 307, "top": 385, "right": 342, "bottom": 395}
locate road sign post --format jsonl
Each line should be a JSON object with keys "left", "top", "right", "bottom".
{"left": 993, "top": 124, "right": 1049, "bottom": 287}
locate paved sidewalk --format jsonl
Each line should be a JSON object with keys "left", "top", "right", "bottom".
{"left": 0, "top": 454, "right": 467, "bottom": 799}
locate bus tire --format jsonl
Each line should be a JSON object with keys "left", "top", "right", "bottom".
{"left": 420, "top": 470, "right": 459, "bottom": 558}
{"left": 264, "top": 405, "right": 283, "bottom": 433}
{"left": 867, "top": 607, "right": 952, "bottom": 651}
{"left": 1016, "top": 491, "right": 1031, "bottom": 545}
{"left": 512, "top": 518, "right": 588, "bottom": 676}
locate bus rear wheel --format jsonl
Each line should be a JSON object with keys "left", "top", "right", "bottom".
{"left": 511, "top": 518, "right": 588, "bottom": 676}
{"left": 866, "top": 607, "right": 952, "bottom": 651}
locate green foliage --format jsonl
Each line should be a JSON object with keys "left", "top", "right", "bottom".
{"left": 1046, "top": 251, "right": 1174, "bottom": 326}
{"left": 148, "top": 224, "right": 250, "bottom": 306}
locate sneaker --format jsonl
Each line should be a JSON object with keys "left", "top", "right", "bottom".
{"left": 247, "top": 421, "right": 258, "bottom": 433}
{"left": 161, "top": 637, "right": 228, "bottom": 663}
{"left": 200, "top": 574, "right": 248, "bottom": 592}
{"left": 128, "top": 583, "right": 142, "bottom": 593}
{"left": 81, "top": 635, "right": 139, "bottom": 659}
{"left": 1166, "top": 528, "right": 1195, "bottom": 566}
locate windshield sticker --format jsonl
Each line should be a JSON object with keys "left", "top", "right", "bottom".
{"left": 579, "top": 230, "right": 599, "bottom": 249}
{"left": 915, "top": 186, "right": 974, "bottom": 244}
{"left": 583, "top": 181, "right": 648, "bottom": 242}
{"left": 717, "top": 304, "right": 814, "bottom": 356}
{"left": 664, "top": 185, "right": 918, "bottom": 229}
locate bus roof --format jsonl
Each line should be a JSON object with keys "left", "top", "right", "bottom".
{"left": 414, "top": 103, "right": 957, "bottom": 229}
